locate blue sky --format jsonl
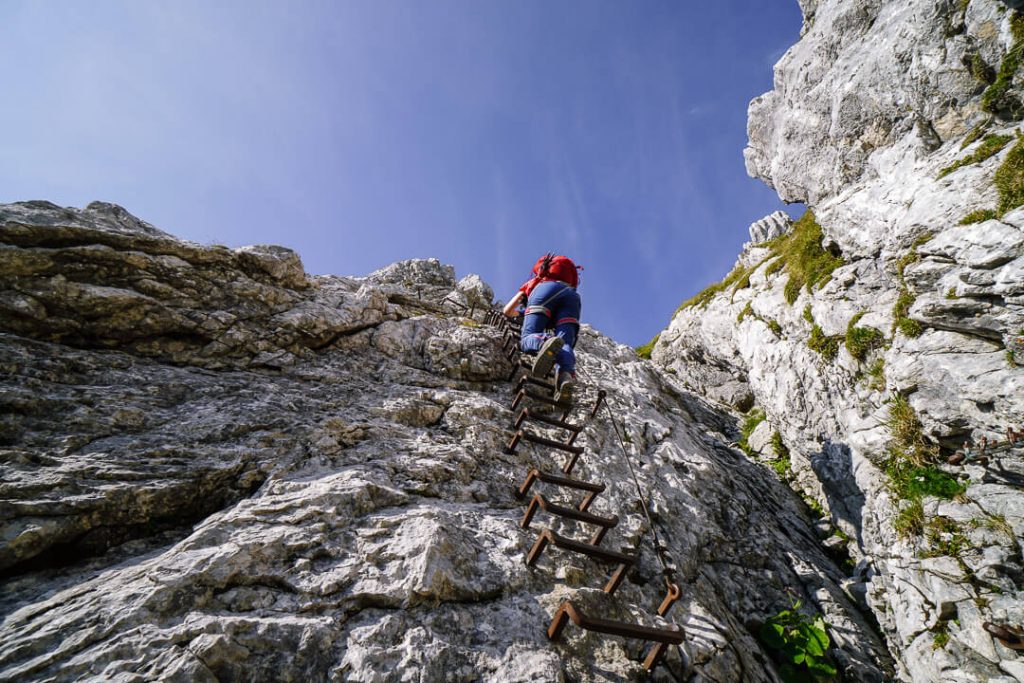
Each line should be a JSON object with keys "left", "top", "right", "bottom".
{"left": 1, "top": 1, "right": 802, "bottom": 346}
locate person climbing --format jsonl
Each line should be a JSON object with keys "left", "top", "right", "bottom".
{"left": 502, "top": 253, "right": 582, "bottom": 403}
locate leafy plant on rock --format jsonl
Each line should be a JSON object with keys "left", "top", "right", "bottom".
{"left": 845, "top": 312, "right": 885, "bottom": 361}
{"left": 759, "top": 601, "right": 837, "bottom": 682}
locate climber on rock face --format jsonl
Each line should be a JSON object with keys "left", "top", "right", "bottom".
{"left": 502, "top": 253, "right": 582, "bottom": 403}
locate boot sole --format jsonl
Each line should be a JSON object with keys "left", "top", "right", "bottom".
{"left": 532, "top": 337, "right": 564, "bottom": 378}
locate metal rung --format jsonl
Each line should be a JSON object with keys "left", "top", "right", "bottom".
{"left": 506, "top": 429, "right": 583, "bottom": 455}
{"left": 522, "top": 494, "right": 617, "bottom": 545}
{"left": 547, "top": 601, "right": 683, "bottom": 671}
{"left": 517, "top": 468, "right": 603, "bottom": 512}
{"left": 526, "top": 529, "right": 635, "bottom": 595}
{"left": 513, "top": 407, "right": 581, "bottom": 434}
{"left": 514, "top": 374, "right": 557, "bottom": 393}
{"left": 511, "top": 388, "right": 567, "bottom": 411}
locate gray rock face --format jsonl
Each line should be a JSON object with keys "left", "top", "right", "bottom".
{"left": 745, "top": 0, "right": 1008, "bottom": 205}
{"left": 0, "top": 203, "right": 892, "bottom": 681}
{"left": 748, "top": 211, "right": 793, "bottom": 246}
{"left": 654, "top": 1, "right": 1024, "bottom": 680}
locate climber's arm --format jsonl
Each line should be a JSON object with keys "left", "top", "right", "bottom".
{"left": 502, "top": 291, "right": 525, "bottom": 318}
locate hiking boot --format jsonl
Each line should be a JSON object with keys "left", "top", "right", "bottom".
{"left": 555, "top": 371, "right": 576, "bottom": 405}
{"left": 532, "top": 336, "right": 564, "bottom": 378}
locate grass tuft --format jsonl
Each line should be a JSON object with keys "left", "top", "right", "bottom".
{"left": 635, "top": 333, "right": 660, "bottom": 360}
{"left": 676, "top": 210, "right": 843, "bottom": 312}
{"left": 938, "top": 134, "right": 1013, "bottom": 178}
{"left": 846, "top": 312, "right": 885, "bottom": 361}
{"left": 959, "top": 208, "right": 998, "bottom": 224}
{"left": 981, "top": 13, "right": 1024, "bottom": 118}
{"left": 960, "top": 120, "right": 991, "bottom": 150}
{"left": 808, "top": 323, "right": 841, "bottom": 360}
{"left": 739, "top": 408, "right": 766, "bottom": 455}
{"left": 995, "top": 133, "right": 1024, "bottom": 214}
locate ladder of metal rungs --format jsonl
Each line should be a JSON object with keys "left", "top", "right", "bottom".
{"left": 521, "top": 493, "right": 618, "bottom": 546}
{"left": 526, "top": 528, "right": 634, "bottom": 594}
{"left": 516, "top": 468, "right": 604, "bottom": 511}
{"left": 547, "top": 601, "right": 684, "bottom": 671}
{"left": 505, "top": 429, "right": 583, "bottom": 456}
{"left": 642, "top": 581, "right": 684, "bottom": 670}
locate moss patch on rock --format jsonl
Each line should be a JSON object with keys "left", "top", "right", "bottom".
{"left": 938, "top": 134, "right": 1013, "bottom": 178}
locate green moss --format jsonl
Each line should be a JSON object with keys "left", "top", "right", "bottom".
{"left": 959, "top": 208, "right": 998, "bottom": 224}
{"left": 808, "top": 323, "right": 841, "bottom": 360}
{"left": 635, "top": 333, "right": 660, "bottom": 360}
{"left": 995, "top": 133, "right": 1024, "bottom": 214}
{"left": 802, "top": 304, "right": 814, "bottom": 324}
{"left": 938, "top": 134, "right": 1013, "bottom": 178}
{"left": 767, "top": 319, "right": 783, "bottom": 336}
{"left": 739, "top": 408, "right": 766, "bottom": 455}
{"left": 846, "top": 313, "right": 885, "bottom": 361}
{"left": 1008, "top": 349, "right": 1019, "bottom": 367}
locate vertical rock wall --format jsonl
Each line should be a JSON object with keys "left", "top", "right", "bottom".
{"left": 654, "top": 1, "right": 1024, "bottom": 680}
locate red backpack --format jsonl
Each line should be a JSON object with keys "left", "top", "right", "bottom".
{"left": 532, "top": 253, "right": 581, "bottom": 288}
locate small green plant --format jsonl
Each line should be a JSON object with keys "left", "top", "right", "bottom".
{"left": 938, "top": 134, "right": 1013, "bottom": 178}
{"left": 803, "top": 304, "right": 814, "bottom": 324}
{"left": 768, "top": 431, "right": 791, "bottom": 477}
{"left": 884, "top": 396, "right": 965, "bottom": 537}
{"left": 959, "top": 208, "right": 998, "bottom": 224}
{"left": 768, "top": 319, "right": 783, "bottom": 336}
{"left": 808, "top": 324, "right": 841, "bottom": 360}
{"left": 893, "top": 288, "right": 923, "bottom": 338}
{"left": 932, "top": 622, "right": 951, "bottom": 650}
{"left": 894, "top": 498, "right": 925, "bottom": 536}
{"left": 921, "top": 516, "right": 971, "bottom": 558}
{"left": 845, "top": 312, "right": 885, "bottom": 361}
{"left": 739, "top": 408, "right": 766, "bottom": 455}
{"left": 995, "top": 132, "right": 1024, "bottom": 214}
{"left": 758, "top": 601, "right": 837, "bottom": 682}
{"left": 635, "top": 333, "right": 660, "bottom": 360}
{"left": 803, "top": 495, "right": 826, "bottom": 519}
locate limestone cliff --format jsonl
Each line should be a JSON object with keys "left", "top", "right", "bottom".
{"left": 0, "top": 201, "right": 892, "bottom": 680}
{"left": 653, "top": 0, "right": 1024, "bottom": 681}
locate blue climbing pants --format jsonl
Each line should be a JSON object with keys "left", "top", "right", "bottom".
{"left": 520, "top": 281, "right": 580, "bottom": 374}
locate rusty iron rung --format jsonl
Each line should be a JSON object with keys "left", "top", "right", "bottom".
{"left": 515, "top": 374, "right": 557, "bottom": 393}
{"left": 511, "top": 388, "right": 568, "bottom": 410}
{"left": 521, "top": 493, "right": 618, "bottom": 531}
{"left": 589, "top": 389, "right": 607, "bottom": 419}
{"left": 506, "top": 429, "right": 583, "bottom": 456}
{"left": 547, "top": 601, "right": 685, "bottom": 671}
{"left": 516, "top": 468, "right": 605, "bottom": 507}
{"left": 513, "top": 407, "right": 582, "bottom": 434}
{"left": 527, "top": 528, "right": 635, "bottom": 567}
